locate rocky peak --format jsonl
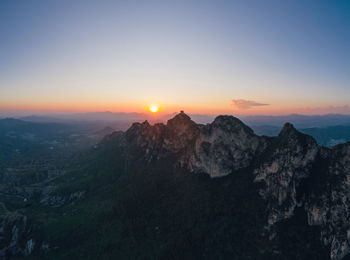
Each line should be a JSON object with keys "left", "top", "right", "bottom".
{"left": 280, "top": 122, "right": 295, "bottom": 132}
{"left": 279, "top": 122, "right": 298, "bottom": 136}
{"left": 123, "top": 112, "right": 199, "bottom": 162}
{"left": 166, "top": 111, "right": 198, "bottom": 136}
{"left": 276, "top": 122, "right": 318, "bottom": 151}
{"left": 167, "top": 114, "right": 263, "bottom": 177}
{"left": 161, "top": 112, "right": 200, "bottom": 155}
{"left": 253, "top": 124, "right": 350, "bottom": 260}
{"left": 142, "top": 120, "right": 150, "bottom": 126}
{"left": 103, "top": 113, "right": 350, "bottom": 259}
{"left": 105, "top": 112, "right": 350, "bottom": 259}
{"left": 212, "top": 115, "right": 254, "bottom": 136}
{"left": 254, "top": 122, "right": 319, "bottom": 226}
{"left": 167, "top": 110, "right": 192, "bottom": 125}
{"left": 127, "top": 120, "right": 150, "bottom": 133}
{"left": 123, "top": 112, "right": 264, "bottom": 176}
{"left": 125, "top": 120, "right": 152, "bottom": 141}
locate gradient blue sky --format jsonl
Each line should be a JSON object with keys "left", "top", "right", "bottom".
{"left": 1, "top": 0, "right": 350, "bottom": 115}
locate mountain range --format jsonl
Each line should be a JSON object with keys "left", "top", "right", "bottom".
{"left": 0, "top": 112, "right": 349, "bottom": 259}
{"left": 4, "top": 111, "right": 350, "bottom": 128}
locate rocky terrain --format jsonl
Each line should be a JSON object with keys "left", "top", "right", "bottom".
{"left": 0, "top": 111, "right": 350, "bottom": 259}
{"left": 124, "top": 111, "right": 350, "bottom": 260}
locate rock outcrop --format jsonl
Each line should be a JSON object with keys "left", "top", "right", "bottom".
{"left": 254, "top": 123, "right": 319, "bottom": 227}
{"left": 305, "top": 144, "right": 350, "bottom": 260}
{"left": 123, "top": 111, "right": 350, "bottom": 260}
{"left": 1, "top": 111, "right": 350, "bottom": 259}
{"left": 126, "top": 111, "right": 266, "bottom": 177}
{"left": 0, "top": 214, "right": 36, "bottom": 259}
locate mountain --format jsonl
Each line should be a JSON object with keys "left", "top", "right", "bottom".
{"left": 250, "top": 124, "right": 350, "bottom": 147}
{"left": 240, "top": 114, "right": 350, "bottom": 128}
{"left": 0, "top": 112, "right": 350, "bottom": 259}
{"left": 123, "top": 112, "right": 350, "bottom": 259}
{"left": 17, "top": 113, "right": 350, "bottom": 146}
{"left": 20, "top": 112, "right": 148, "bottom": 122}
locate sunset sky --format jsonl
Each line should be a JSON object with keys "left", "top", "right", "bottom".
{"left": 1, "top": 0, "right": 350, "bottom": 115}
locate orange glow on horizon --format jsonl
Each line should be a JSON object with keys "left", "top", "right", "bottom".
{"left": 1, "top": 100, "right": 350, "bottom": 116}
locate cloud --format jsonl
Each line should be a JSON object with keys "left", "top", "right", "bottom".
{"left": 231, "top": 99, "right": 269, "bottom": 110}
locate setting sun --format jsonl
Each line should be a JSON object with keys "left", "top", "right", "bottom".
{"left": 148, "top": 105, "right": 160, "bottom": 113}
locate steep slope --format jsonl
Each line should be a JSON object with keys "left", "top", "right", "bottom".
{"left": 254, "top": 123, "right": 319, "bottom": 227}
{"left": 305, "top": 144, "right": 350, "bottom": 260}
{"left": 126, "top": 111, "right": 266, "bottom": 177}
{"left": 1, "top": 112, "right": 350, "bottom": 259}
{"left": 122, "top": 112, "right": 350, "bottom": 260}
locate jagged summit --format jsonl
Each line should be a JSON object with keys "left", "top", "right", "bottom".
{"left": 168, "top": 111, "right": 189, "bottom": 121}
{"left": 130, "top": 112, "right": 253, "bottom": 137}
{"left": 278, "top": 122, "right": 300, "bottom": 141}
{"left": 142, "top": 120, "right": 150, "bottom": 126}
{"left": 281, "top": 122, "right": 295, "bottom": 131}
{"left": 123, "top": 111, "right": 264, "bottom": 177}
{"left": 212, "top": 115, "right": 255, "bottom": 135}
{"left": 277, "top": 122, "right": 318, "bottom": 149}
{"left": 279, "top": 122, "right": 298, "bottom": 135}
{"left": 118, "top": 113, "right": 350, "bottom": 259}
{"left": 5, "top": 111, "right": 350, "bottom": 260}
{"left": 166, "top": 111, "right": 197, "bottom": 130}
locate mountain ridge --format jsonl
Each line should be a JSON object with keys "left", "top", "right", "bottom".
{"left": 119, "top": 111, "right": 350, "bottom": 259}
{"left": 0, "top": 112, "right": 350, "bottom": 259}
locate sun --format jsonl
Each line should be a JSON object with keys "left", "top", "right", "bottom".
{"left": 148, "top": 104, "right": 160, "bottom": 113}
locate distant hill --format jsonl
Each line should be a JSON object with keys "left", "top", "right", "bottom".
{"left": 14, "top": 112, "right": 350, "bottom": 147}
{"left": 251, "top": 124, "right": 350, "bottom": 147}
{"left": 299, "top": 125, "right": 350, "bottom": 146}
{"left": 240, "top": 114, "right": 350, "bottom": 128}
{"left": 0, "top": 118, "right": 109, "bottom": 170}
{"left": 12, "top": 112, "right": 350, "bottom": 129}
{"left": 20, "top": 111, "right": 148, "bottom": 123}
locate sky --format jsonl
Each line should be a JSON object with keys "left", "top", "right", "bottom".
{"left": 1, "top": 0, "right": 350, "bottom": 115}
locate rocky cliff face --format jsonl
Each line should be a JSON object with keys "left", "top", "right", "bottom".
{"left": 126, "top": 111, "right": 266, "bottom": 177}
{"left": 254, "top": 123, "right": 319, "bottom": 227}
{"left": 1, "top": 111, "right": 350, "bottom": 259}
{"left": 124, "top": 111, "right": 350, "bottom": 260}
{"left": 0, "top": 214, "right": 36, "bottom": 260}
{"left": 305, "top": 144, "right": 350, "bottom": 260}
{"left": 188, "top": 115, "right": 265, "bottom": 177}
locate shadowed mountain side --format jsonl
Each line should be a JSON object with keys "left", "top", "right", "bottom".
{"left": 120, "top": 112, "right": 350, "bottom": 259}
{"left": 1, "top": 112, "right": 349, "bottom": 259}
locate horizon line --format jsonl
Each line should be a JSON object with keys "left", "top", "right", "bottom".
{"left": 2, "top": 110, "right": 350, "bottom": 118}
